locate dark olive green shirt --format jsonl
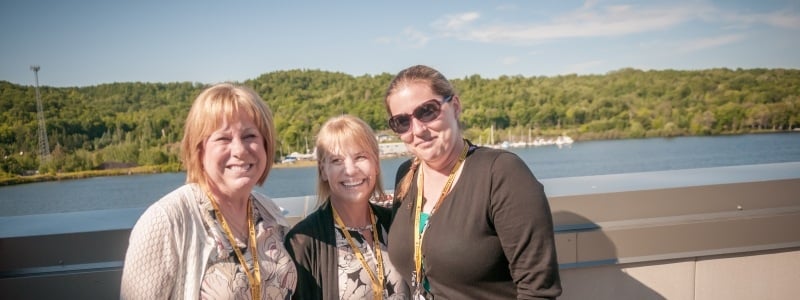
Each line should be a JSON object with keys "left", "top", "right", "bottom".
{"left": 388, "top": 145, "right": 562, "bottom": 299}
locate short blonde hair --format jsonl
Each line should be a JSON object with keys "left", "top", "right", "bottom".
{"left": 315, "top": 115, "right": 386, "bottom": 207}
{"left": 181, "top": 83, "right": 276, "bottom": 191}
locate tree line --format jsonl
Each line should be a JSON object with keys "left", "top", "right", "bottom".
{"left": 1, "top": 67, "right": 798, "bottom": 177}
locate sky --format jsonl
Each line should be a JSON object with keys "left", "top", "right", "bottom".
{"left": 1, "top": 0, "right": 799, "bottom": 87}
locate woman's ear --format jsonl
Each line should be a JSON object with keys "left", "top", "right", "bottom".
{"left": 452, "top": 95, "right": 462, "bottom": 119}
{"left": 319, "top": 164, "right": 328, "bottom": 182}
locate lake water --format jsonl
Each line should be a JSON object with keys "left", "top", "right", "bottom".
{"left": 1, "top": 132, "right": 799, "bottom": 217}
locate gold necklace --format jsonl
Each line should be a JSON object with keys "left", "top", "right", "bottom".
{"left": 332, "top": 204, "right": 385, "bottom": 299}
{"left": 412, "top": 142, "right": 469, "bottom": 290}
{"left": 207, "top": 192, "right": 261, "bottom": 300}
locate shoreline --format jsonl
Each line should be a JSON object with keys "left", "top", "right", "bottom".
{"left": 3, "top": 130, "right": 795, "bottom": 187}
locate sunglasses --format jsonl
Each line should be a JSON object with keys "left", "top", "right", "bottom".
{"left": 388, "top": 95, "right": 453, "bottom": 134}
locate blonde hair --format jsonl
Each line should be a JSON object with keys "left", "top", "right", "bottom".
{"left": 315, "top": 115, "right": 387, "bottom": 207}
{"left": 384, "top": 65, "right": 457, "bottom": 201}
{"left": 180, "top": 83, "right": 276, "bottom": 191}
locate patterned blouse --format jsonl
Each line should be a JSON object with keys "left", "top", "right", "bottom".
{"left": 199, "top": 196, "right": 297, "bottom": 299}
{"left": 334, "top": 224, "right": 409, "bottom": 299}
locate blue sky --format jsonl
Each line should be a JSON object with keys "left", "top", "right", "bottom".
{"left": 2, "top": 0, "right": 799, "bottom": 87}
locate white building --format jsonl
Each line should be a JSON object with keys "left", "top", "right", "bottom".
{"left": 379, "top": 142, "right": 409, "bottom": 157}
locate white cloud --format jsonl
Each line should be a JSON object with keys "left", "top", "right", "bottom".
{"left": 374, "top": 26, "right": 431, "bottom": 48}
{"left": 433, "top": 12, "right": 480, "bottom": 30}
{"left": 582, "top": 0, "right": 600, "bottom": 10}
{"left": 389, "top": 1, "right": 799, "bottom": 50}
{"left": 495, "top": 4, "right": 517, "bottom": 11}
{"left": 403, "top": 27, "right": 431, "bottom": 48}
{"left": 428, "top": 1, "right": 798, "bottom": 43}
{"left": 711, "top": 8, "right": 800, "bottom": 29}
{"left": 501, "top": 56, "right": 520, "bottom": 65}
{"left": 464, "top": 4, "right": 706, "bottom": 43}
{"left": 755, "top": 11, "right": 800, "bottom": 29}
{"left": 563, "top": 60, "right": 605, "bottom": 74}
{"left": 677, "top": 34, "right": 746, "bottom": 53}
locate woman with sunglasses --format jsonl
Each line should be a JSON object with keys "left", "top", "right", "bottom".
{"left": 384, "top": 65, "right": 562, "bottom": 299}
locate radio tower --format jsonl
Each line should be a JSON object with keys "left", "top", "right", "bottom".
{"left": 31, "top": 65, "right": 51, "bottom": 165}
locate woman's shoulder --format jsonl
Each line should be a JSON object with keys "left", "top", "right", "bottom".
{"left": 286, "top": 205, "right": 332, "bottom": 240}
{"left": 469, "top": 146, "right": 525, "bottom": 166}
{"left": 370, "top": 203, "right": 392, "bottom": 219}
{"left": 131, "top": 184, "right": 202, "bottom": 233}
{"left": 144, "top": 184, "right": 202, "bottom": 214}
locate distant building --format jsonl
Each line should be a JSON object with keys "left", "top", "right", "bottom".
{"left": 376, "top": 134, "right": 393, "bottom": 143}
{"left": 379, "top": 142, "right": 408, "bottom": 157}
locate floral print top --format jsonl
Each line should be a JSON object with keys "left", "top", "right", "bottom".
{"left": 200, "top": 196, "right": 297, "bottom": 299}
{"left": 334, "top": 224, "right": 409, "bottom": 299}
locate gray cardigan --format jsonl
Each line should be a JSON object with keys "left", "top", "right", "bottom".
{"left": 121, "top": 183, "right": 290, "bottom": 299}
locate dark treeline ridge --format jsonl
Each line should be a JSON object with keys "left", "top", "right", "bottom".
{"left": 1, "top": 67, "right": 799, "bottom": 178}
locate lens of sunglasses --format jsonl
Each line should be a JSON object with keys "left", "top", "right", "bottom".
{"left": 388, "top": 100, "right": 443, "bottom": 134}
{"left": 415, "top": 102, "right": 441, "bottom": 122}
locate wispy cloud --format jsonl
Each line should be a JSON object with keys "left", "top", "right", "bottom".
{"left": 413, "top": 1, "right": 799, "bottom": 46}
{"left": 677, "top": 34, "right": 746, "bottom": 53}
{"left": 720, "top": 10, "right": 800, "bottom": 29}
{"left": 377, "top": 27, "right": 431, "bottom": 48}
{"left": 495, "top": 4, "right": 517, "bottom": 12}
{"left": 501, "top": 56, "right": 520, "bottom": 65}
{"left": 563, "top": 60, "right": 605, "bottom": 74}
{"left": 764, "top": 10, "right": 800, "bottom": 29}
{"left": 385, "top": 1, "right": 800, "bottom": 57}
{"left": 462, "top": 4, "right": 707, "bottom": 43}
{"left": 402, "top": 27, "right": 431, "bottom": 48}
{"left": 432, "top": 12, "right": 480, "bottom": 30}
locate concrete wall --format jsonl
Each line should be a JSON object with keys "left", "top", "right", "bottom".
{"left": 559, "top": 249, "right": 800, "bottom": 300}
{"left": 2, "top": 163, "right": 799, "bottom": 299}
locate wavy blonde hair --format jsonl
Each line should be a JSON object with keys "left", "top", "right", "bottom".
{"left": 180, "top": 83, "right": 276, "bottom": 192}
{"left": 315, "top": 115, "right": 387, "bottom": 207}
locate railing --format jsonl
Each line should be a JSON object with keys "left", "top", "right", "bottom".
{"left": 1, "top": 162, "right": 799, "bottom": 299}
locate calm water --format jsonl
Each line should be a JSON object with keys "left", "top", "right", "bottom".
{"left": 1, "top": 132, "right": 799, "bottom": 217}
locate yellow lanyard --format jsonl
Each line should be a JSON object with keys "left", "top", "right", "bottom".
{"left": 207, "top": 192, "right": 261, "bottom": 300}
{"left": 332, "top": 205, "right": 385, "bottom": 299}
{"left": 412, "top": 143, "right": 468, "bottom": 288}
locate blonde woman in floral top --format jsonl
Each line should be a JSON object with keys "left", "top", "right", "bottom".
{"left": 285, "top": 115, "right": 409, "bottom": 299}
{"left": 121, "top": 83, "right": 297, "bottom": 299}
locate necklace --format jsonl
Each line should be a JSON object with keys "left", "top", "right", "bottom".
{"left": 411, "top": 142, "right": 469, "bottom": 291}
{"left": 207, "top": 192, "right": 261, "bottom": 300}
{"left": 344, "top": 224, "right": 373, "bottom": 232}
{"left": 332, "top": 204, "right": 385, "bottom": 299}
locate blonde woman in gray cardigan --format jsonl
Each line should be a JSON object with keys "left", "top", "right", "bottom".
{"left": 121, "top": 83, "right": 297, "bottom": 299}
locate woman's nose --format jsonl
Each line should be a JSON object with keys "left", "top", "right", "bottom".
{"left": 343, "top": 158, "right": 358, "bottom": 174}
{"left": 410, "top": 117, "right": 428, "bottom": 135}
{"left": 230, "top": 138, "right": 246, "bottom": 156}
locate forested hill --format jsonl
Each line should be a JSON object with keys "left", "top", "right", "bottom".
{"left": 1, "top": 68, "right": 799, "bottom": 175}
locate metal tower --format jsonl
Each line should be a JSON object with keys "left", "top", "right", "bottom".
{"left": 31, "top": 65, "right": 51, "bottom": 165}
